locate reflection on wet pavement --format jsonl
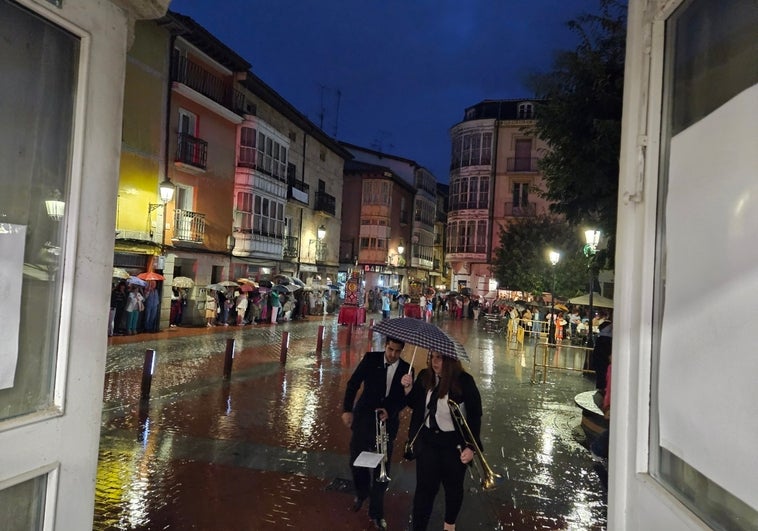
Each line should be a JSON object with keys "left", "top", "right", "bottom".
{"left": 95, "top": 318, "right": 607, "bottom": 530}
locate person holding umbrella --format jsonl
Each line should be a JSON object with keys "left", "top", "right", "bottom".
{"left": 342, "top": 337, "right": 411, "bottom": 530}
{"left": 401, "top": 350, "right": 483, "bottom": 531}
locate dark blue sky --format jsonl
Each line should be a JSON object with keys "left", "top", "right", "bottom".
{"left": 169, "top": 0, "right": 595, "bottom": 182}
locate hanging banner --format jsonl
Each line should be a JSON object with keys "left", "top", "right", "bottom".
{"left": 0, "top": 223, "right": 26, "bottom": 389}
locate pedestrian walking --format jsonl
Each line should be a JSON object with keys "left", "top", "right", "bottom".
{"left": 204, "top": 291, "right": 217, "bottom": 327}
{"left": 235, "top": 291, "right": 248, "bottom": 325}
{"left": 270, "top": 289, "right": 281, "bottom": 323}
{"left": 400, "top": 351, "right": 483, "bottom": 531}
{"left": 381, "top": 291, "right": 391, "bottom": 320}
{"left": 342, "top": 337, "right": 410, "bottom": 530}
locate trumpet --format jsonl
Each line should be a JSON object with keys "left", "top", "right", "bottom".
{"left": 448, "top": 399, "right": 502, "bottom": 490}
{"left": 375, "top": 410, "right": 391, "bottom": 483}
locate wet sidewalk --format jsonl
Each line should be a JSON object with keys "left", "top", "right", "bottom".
{"left": 95, "top": 315, "right": 607, "bottom": 530}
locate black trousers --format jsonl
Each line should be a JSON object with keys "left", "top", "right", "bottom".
{"left": 349, "top": 416, "right": 395, "bottom": 519}
{"left": 412, "top": 428, "right": 467, "bottom": 530}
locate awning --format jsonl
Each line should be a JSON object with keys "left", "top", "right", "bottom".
{"left": 113, "top": 240, "right": 160, "bottom": 255}
{"left": 568, "top": 292, "right": 614, "bottom": 309}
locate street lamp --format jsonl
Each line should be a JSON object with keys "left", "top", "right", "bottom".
{"left": 548, "top": 250, "right": 560, "bottom": 345}
{"left": 584, "top": 229, "right": 601, "bottom": 348}
{"left": 149, "top": 177, "right": 176, "bottom": 212}
{"left": 313, "top": 225, "right": 326, "bottom": 261}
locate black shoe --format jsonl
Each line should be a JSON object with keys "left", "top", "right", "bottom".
{"left": 370, "top": 518, "right": 387, "bottom": 529}
{"left": 349, "top": 496, "right": 365, "bottom": 512}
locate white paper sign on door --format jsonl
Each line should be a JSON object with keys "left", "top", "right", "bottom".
{"left": 0, "top": 223, "right": 26, "bottom": 390}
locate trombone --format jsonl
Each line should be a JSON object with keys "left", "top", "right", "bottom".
{"left": 448, "top": 399, "right": 502, "bottom": 490}
{"left": 375, "top": 410, "right": 391, "bottom": 483}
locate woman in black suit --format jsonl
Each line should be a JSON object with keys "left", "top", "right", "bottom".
{"left": 400, "top": 351, "right": 483, "bottom": 531}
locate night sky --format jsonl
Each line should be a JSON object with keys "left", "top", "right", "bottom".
{"left": 168, "top": 0, "right": 596, "bottom": 182}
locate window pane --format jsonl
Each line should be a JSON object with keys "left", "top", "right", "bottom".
{"left": 0, "top": 473, "right": 47, "bottom": 531}
{"left": 652, "top": 0, "right": 758, "bottom": 527}
{"left": 0, "top": 0, "right": 79, "bottom": 421}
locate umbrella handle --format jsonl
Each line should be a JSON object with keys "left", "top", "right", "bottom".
{"left": 408, "top": 345, "right": 417, "bottom": 374}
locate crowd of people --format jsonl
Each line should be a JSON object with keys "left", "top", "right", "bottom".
{"left": 108, "top": 280, "right": 169, "bottom": 336}
{"left": 109, "top": 280, "right": 337, "bottom": 335}
{"left": 203, "top": 288, "right": 308, "bottom": 327}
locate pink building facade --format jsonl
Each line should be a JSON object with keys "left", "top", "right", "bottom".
{"left": 446, "top": 99, "right": 551, "bottom": 297}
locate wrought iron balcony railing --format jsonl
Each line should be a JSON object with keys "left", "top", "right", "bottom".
{"left": 176, "top": 133, "right": 208, "bottom": 170}
{"left": 171, "top": 51, "right": 245, "bottom": 114}
{"left": 449, "top": 199, "right": 489, "bottom": 211}
{"left": 314, "top": 191, "right": 336, "bottom": 216}
{"left": 506, "top": 157, "right": 540, "bottom": 172}
{"left": 173, "top": 209, "right": 206, "bottom": 243}
{"left": 504, "top": 202, "right": 537, "bottom": 217}
{"left": 446, "top": 245, "right": 487, "bottom": 254}
{"left": 288, "top": 177, "right": 310, "bottom": 194}
{"left": 283, "top": 236, "right": 299, "bottom": 259}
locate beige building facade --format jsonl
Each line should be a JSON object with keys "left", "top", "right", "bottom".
{"left": 447, "top": 99, "right": 551, "bottom": 296}
{"left": 234, "top": 74, "right": 350, "bottom": 289}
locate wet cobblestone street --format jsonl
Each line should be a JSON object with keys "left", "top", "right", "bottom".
{"left": 94, "top": 315, "right": 607, "bottom": 530}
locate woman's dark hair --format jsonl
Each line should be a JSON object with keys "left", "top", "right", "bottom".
{"left": 422, "top": 352, "right": 463, "bottom": 397}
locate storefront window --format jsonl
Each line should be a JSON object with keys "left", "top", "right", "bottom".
{"left": 0, "top": 0, "right": 79, "bottom": 422}
{"left": 652, "top": 0, "right": 758, "bottom": 527}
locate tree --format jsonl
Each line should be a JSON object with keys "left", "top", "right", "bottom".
{"left": 492, "top": 215, "right": 590, "bottom": 298}
{"left": 527, "top": 0, "right": 627, "bottom": 266}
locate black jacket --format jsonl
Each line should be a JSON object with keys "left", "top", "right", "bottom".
{"left": 343, "top": 351, "right": 411, "bottom": 438}
{"left": 407, "top": 368, "right": 483, "bottom": 450}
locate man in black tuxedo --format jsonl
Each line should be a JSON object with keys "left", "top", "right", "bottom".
{"left": 342, "top": 337, "right": 411, "bottom": 530}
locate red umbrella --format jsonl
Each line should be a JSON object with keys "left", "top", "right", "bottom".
{"left": 239, "top": 283, "right": 255, "bottom": 292}
{"left": 138, "top": 271, "right": 165, "bottom": 281}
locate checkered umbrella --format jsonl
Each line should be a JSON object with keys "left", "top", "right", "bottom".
{"left": 372, "top": 318, "right": 469, "bottom": 362}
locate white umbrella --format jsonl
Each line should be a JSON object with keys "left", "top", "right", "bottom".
{"left": 112, "top": 267, "right": 130, "bottom": 279}
{"left": 173, "top": 276, "right": 194, "bottom": 288}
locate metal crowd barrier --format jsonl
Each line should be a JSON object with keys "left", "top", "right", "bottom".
{"left": 530, "top": 339, "right": 595, "bottom": 384}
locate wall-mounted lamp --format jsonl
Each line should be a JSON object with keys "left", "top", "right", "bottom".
{"left": 149, "top": 177, "right": 177, "bottom": 212}
{"left": 397, "top": 240, "right": 405, "bottom": 256}
{"left": 226, "top": 234, "right": 236, "bottom": 253}
{"left": 310, "top": 225, "right": 327, "bottom": 262}
{"left": 45, "top": 190, "right": 65, "bottom": 221}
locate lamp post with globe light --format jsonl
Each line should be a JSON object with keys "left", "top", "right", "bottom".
{"left": 583, "top": 229, "right": 601, "bottom": 348}
{"left": 548, "top": 250, "right": 560, "bottom": 345}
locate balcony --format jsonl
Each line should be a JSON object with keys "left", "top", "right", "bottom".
{"left": 171, "top": 51, "right": 245, "bottom": 114}
{"left": 288, "top": 177, "right": 310, "bottom": 204}
{"left": 283, "top": 235, "right": 299, "bottom": 259}
{"left": 316, "top": 245, "right": 327, "bottom": 263}
{"left": 447, "top": 245, "right": 487, "bottom": 255}
{"left": 449, "top": 199, "right": 489, "bottom": 211}
{"left": 504, "top": 202, "right": 537, "bottom": 217}
{"left": 314, "top": 191, "right": 336, "bottom": 216}
{"left": 173, "top": 209, "right": 206, "bottom": 244}
{"left": 176, "top": 133, "right": 208, "bottom": 170}
{"left": 506, "top": 157, "right": 540, "bottom": 172}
